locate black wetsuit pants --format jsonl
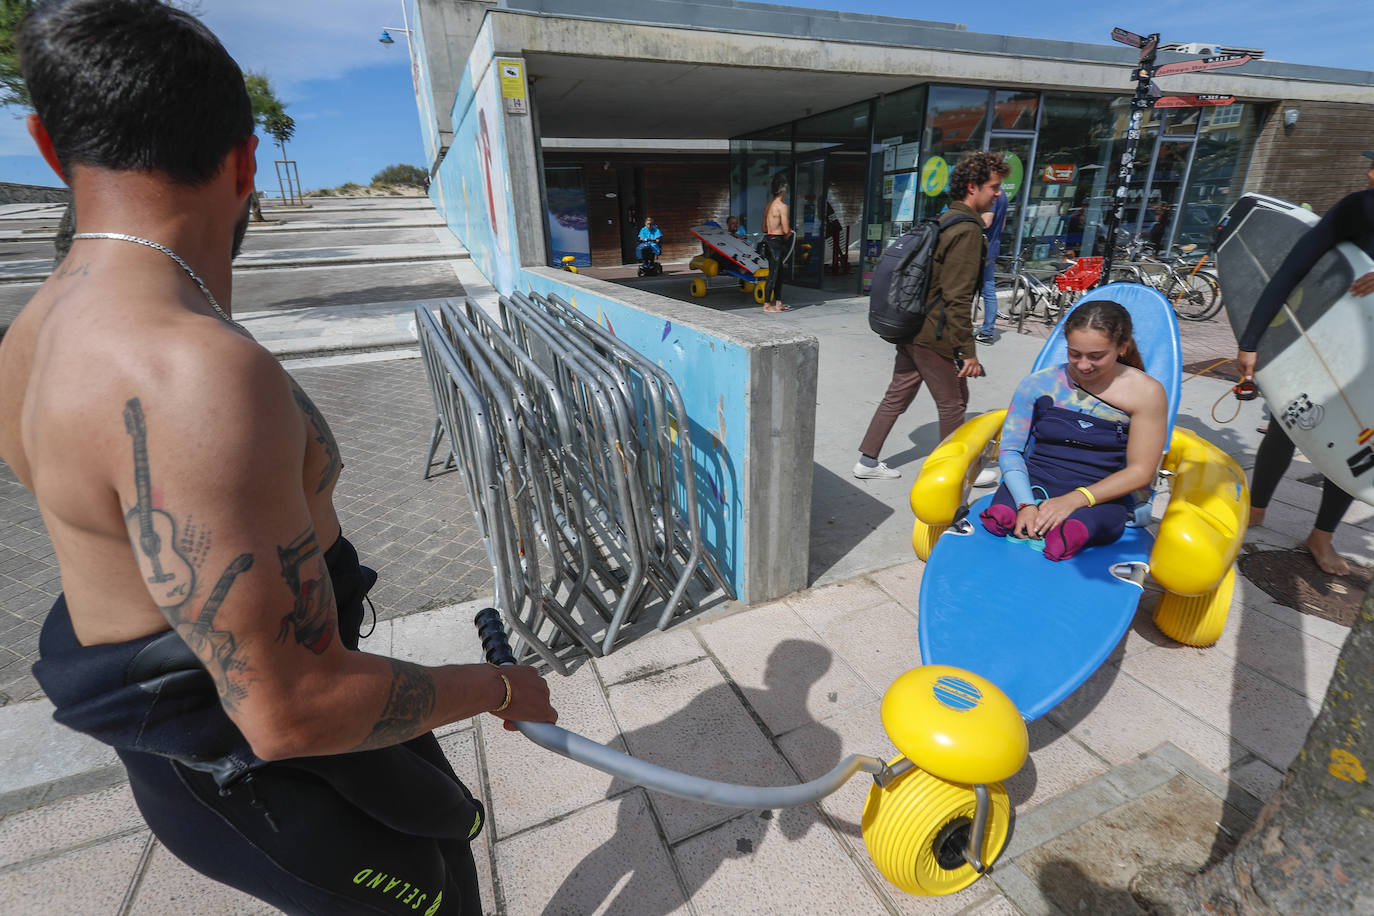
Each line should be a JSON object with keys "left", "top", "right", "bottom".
{"left": 764, "top": 234, "right": 788, "bottom": 305}
{"left": 120, "top": 732, "right": 482, "bottom": 915}
{"left": 1250, "top": 421, "right": 1353, "bottom": 533}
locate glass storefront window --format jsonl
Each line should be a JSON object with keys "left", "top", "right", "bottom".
{"left": 992, "top": 90, "right": 1038, "bottom": 131}
{"left": 1175, "top": 102, "right": 1262, "bottom": 249}
{"left": 863, "top": 86, "right": 927, "bottom": 290}
{"left": 919, "top": 86, "right": 992, "bottom": 219}
{"left": 730, "top": 123, "right": 791, "bottom": 238}
{"left": 1019, "top": 93, "right": 1118, "bottom": 264}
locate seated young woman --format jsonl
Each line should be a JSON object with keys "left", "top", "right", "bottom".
{"left": 980, "top": 300, "right": 1168, "bottom": 561}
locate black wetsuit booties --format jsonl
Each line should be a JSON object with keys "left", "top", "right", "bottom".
{"left": 33, "top": 535, "right": 484, "bottom": 916}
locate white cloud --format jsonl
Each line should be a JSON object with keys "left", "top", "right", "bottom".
{"left": 198, "top": 0, "right": 411, "bottom": 95}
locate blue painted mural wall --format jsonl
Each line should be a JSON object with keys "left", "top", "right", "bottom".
{"left": 519, "top": 272, "right": 749, "bottom": 596}
{"left": 430, "top": 25, "right": 751, "bottom": 596}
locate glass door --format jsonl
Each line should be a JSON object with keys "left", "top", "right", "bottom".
{"left": 790, "top": 156, "right": 827, "bottom": 288}
{"left": 986, "top": 134, "right": 1036, "bottom": 266}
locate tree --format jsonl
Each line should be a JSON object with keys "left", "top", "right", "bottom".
{"left": 371, "top": 164, "right": 427, "bottom": 188}
{"left": 242, "top": 71, "right": 295, "bottom": 219}
{"left": 0, "top": 0, "right": 36, "bottom": 110}
{"left": 1131, "top": 577, "right": 1374, "bottom": 913}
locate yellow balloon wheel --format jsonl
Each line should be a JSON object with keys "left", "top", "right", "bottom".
{"left": 1154, "top": 566, "right": 1235, "bottom": 647}
{"left": 753, "top": 282, "right": 767, "bottom": 305}
{"left": 690, "top": 277, "right": 707, "bottom": 298}
{"left": 701, "top": 258, "right": 720, "bottom": 277}
{"left": 862, "top": 765, "right": 1010, "bottom": 897}
{"left": 912, "top": 521, "right": 947, "bottom": 561}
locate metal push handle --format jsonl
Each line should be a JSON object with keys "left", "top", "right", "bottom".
{"left": 473, "top": 608, "right": 897, "bottom": 808}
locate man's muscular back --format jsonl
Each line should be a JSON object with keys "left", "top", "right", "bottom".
{"left": 0, "top": 250, "right": 342, "bottom": 652}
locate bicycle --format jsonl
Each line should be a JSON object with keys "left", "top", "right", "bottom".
{"left": 1104, "top": 233, "right": 1225, "bottom": 322}
{"left": 1005, "top": 241, "right": 1078, "bottom": 330}
{"left": 1110, "top": 232, "right": 1221, "bottom": 321}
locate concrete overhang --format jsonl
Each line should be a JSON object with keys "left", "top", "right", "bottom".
{"left": 482, "top": 1, "right": 1374, "bottom": 141}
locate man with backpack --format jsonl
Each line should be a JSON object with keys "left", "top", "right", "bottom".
{"left": 855, "top": 151, "right": 1009, "bottom": 479}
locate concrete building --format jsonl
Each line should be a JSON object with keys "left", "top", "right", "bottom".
{"left": 401, "top": 0, "right": 1374, "bottom": 603}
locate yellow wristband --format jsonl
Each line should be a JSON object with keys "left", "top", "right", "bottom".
{"left": 493, "top": 672, "right": 512, "bottom": 713}
{"left": 1075, "top": 486, "right": 1096, "bottom": 507}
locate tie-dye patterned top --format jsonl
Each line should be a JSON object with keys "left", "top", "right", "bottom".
{"left": 998, "top": 365, "right": 1135, "bottom": 507}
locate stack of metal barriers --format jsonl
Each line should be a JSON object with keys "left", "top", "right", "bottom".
{"left": 415, "top": 292, "right": 734, "bottom": 672}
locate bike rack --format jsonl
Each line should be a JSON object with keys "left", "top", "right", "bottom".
{"left": 415, "top": 294, "right": 734, "bottom": 666}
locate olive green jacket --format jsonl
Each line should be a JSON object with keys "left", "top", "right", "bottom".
{"left": 914, "top": 201, "right": 987, "bottom": 361}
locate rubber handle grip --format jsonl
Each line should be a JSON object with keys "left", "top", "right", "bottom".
{"left": 473, "top": 608, "right": 517, "bottom": 667}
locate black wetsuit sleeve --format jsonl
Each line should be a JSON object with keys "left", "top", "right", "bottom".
{"left": 1238, "top": 193, "right": 1364, "bottom": 351}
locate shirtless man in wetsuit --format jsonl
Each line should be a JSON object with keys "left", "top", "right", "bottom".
{"left": 762, "top": 175, "right": 793, "bottom": 313}
{"left": 0, "top": 2, "right": 555, "bottom": 912}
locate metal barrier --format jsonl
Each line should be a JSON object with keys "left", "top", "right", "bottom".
{"left": 416, "top": 294, "right": 734, "bottom": 665}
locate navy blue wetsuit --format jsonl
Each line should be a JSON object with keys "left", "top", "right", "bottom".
{"left": 33, "top": 536, "right": 484, "bottom": 915}
{"left": 986, "top": 365, "right": 1138, "bottom": 553}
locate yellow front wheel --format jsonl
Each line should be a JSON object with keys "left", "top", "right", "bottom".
{"left": 753, "top": 282, "right": 767, "bottom": 305}
{"left": 863, "top": 765, "right": 1011, "bottom": 896}
{"left": 1153, "top": 566, "right": 1235, "bottom": 647}
{"left": 690, "top": 277, "right": 707, "bottom": 298}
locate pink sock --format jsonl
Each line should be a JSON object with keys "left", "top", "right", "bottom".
{"left": 979, "top": 503, "right": 1017, "bottom": 537}
{"left": 1044, "top": 519, "right": 1091, "bottom": 562}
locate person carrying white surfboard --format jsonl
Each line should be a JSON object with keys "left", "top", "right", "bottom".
{"left": 1235, "top": 152, "right": 1374, "bottom": 575}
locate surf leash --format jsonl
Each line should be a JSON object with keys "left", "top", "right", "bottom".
{"left": 1179, "top": 356, "right": 1252, "bottom": 424}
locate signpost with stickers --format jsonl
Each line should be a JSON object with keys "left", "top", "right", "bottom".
{"left": 1098, "top": 29, "right": 1248, "bottom": 286}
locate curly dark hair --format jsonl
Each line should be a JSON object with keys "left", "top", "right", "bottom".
{"left": 947, "top": 151, "right": 1010, "bottom": 200}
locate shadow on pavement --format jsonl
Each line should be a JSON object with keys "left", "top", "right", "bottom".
{"left": 541, "top": 640, "right": 843, "bottom": 915}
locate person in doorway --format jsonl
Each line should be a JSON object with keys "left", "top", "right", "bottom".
{"left": 854, "top": 151, "right": 1009, "bottom": 480}
{"left": 762, "top": 174, "right": 793, "bottom": 313}
{"left": 1236, "top": 151, "right": 1374, "bottom": 576}
{"left": 725, "top": 214, "right": 746, "bottom": 238}
{"left": 980, "top": 301, "right": 1167, "bottom": 561}
{"left": 3, "top": 2, "right": 557, "bottom": 912}
{"left": 975, "top": 186, "right": 1010, "bottom": 343}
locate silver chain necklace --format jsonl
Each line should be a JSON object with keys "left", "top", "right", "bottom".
{"left": 72, "top": 232, "right": 245, "bottom": 332}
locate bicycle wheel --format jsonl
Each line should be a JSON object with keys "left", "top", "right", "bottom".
{"left": 1007, "top": 276, "right": 1030, "bottom": 317}
{"left": 1196, "top": 271, "right": 1224, "bottom": 320}
{"left": 1166, "top": 270, "right": 1219, "bottom": 321}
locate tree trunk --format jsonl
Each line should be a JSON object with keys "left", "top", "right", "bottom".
{"left": 1134, "top": 578, "right": 1374, "bottom": 913}
{"left": 250, "top": 183, "right": 265, "bottom": 222}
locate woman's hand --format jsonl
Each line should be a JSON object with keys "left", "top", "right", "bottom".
{"left": 1031, "top": 491, "right": 1090, "bottom": 537}
{"left": 1013, "top": 505, "right": 1038, "bottom": 539}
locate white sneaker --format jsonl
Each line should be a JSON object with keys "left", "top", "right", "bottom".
{"left": 854, "top": 460, "right": 901, "bottom": 480}
{"left": 973, "top": 467, "right": 999, "bottom": 487}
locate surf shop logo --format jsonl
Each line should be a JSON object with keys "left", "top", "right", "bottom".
{"left": 1280, "top": 394, "right": 1324, "bottom": 431}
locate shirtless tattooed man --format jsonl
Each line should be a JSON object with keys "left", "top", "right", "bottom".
{"left": 0, "top": 3, "right": 555, "bottom": 912}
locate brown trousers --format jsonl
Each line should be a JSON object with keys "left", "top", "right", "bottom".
{"left": 858, "top": 341, "right": 969, "bottom": 458}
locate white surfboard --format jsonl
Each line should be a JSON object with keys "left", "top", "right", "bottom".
{"left": 1217, "top": 193, "right": 1374, "bottom": 506}
{"left": 691, "top": 225, "right": 768, "bottom": 276}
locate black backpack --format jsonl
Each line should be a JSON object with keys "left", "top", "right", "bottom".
{"left": 868, "top": 211, "right": 979, "bottom": 343}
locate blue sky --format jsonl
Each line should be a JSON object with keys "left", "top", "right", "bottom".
{"left": 2, "top": 0, "right": 1369, "bottom": 192}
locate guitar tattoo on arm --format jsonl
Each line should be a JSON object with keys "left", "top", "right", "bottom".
{"left": 123, "top": 398, "right": 195, "bottom": 609}
{"left": 177, "top": 553, "right": 256, "bottom": 711}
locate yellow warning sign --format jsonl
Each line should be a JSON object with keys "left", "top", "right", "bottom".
{"left": 498, "top": 60, "right": 526, "bottom": 100}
